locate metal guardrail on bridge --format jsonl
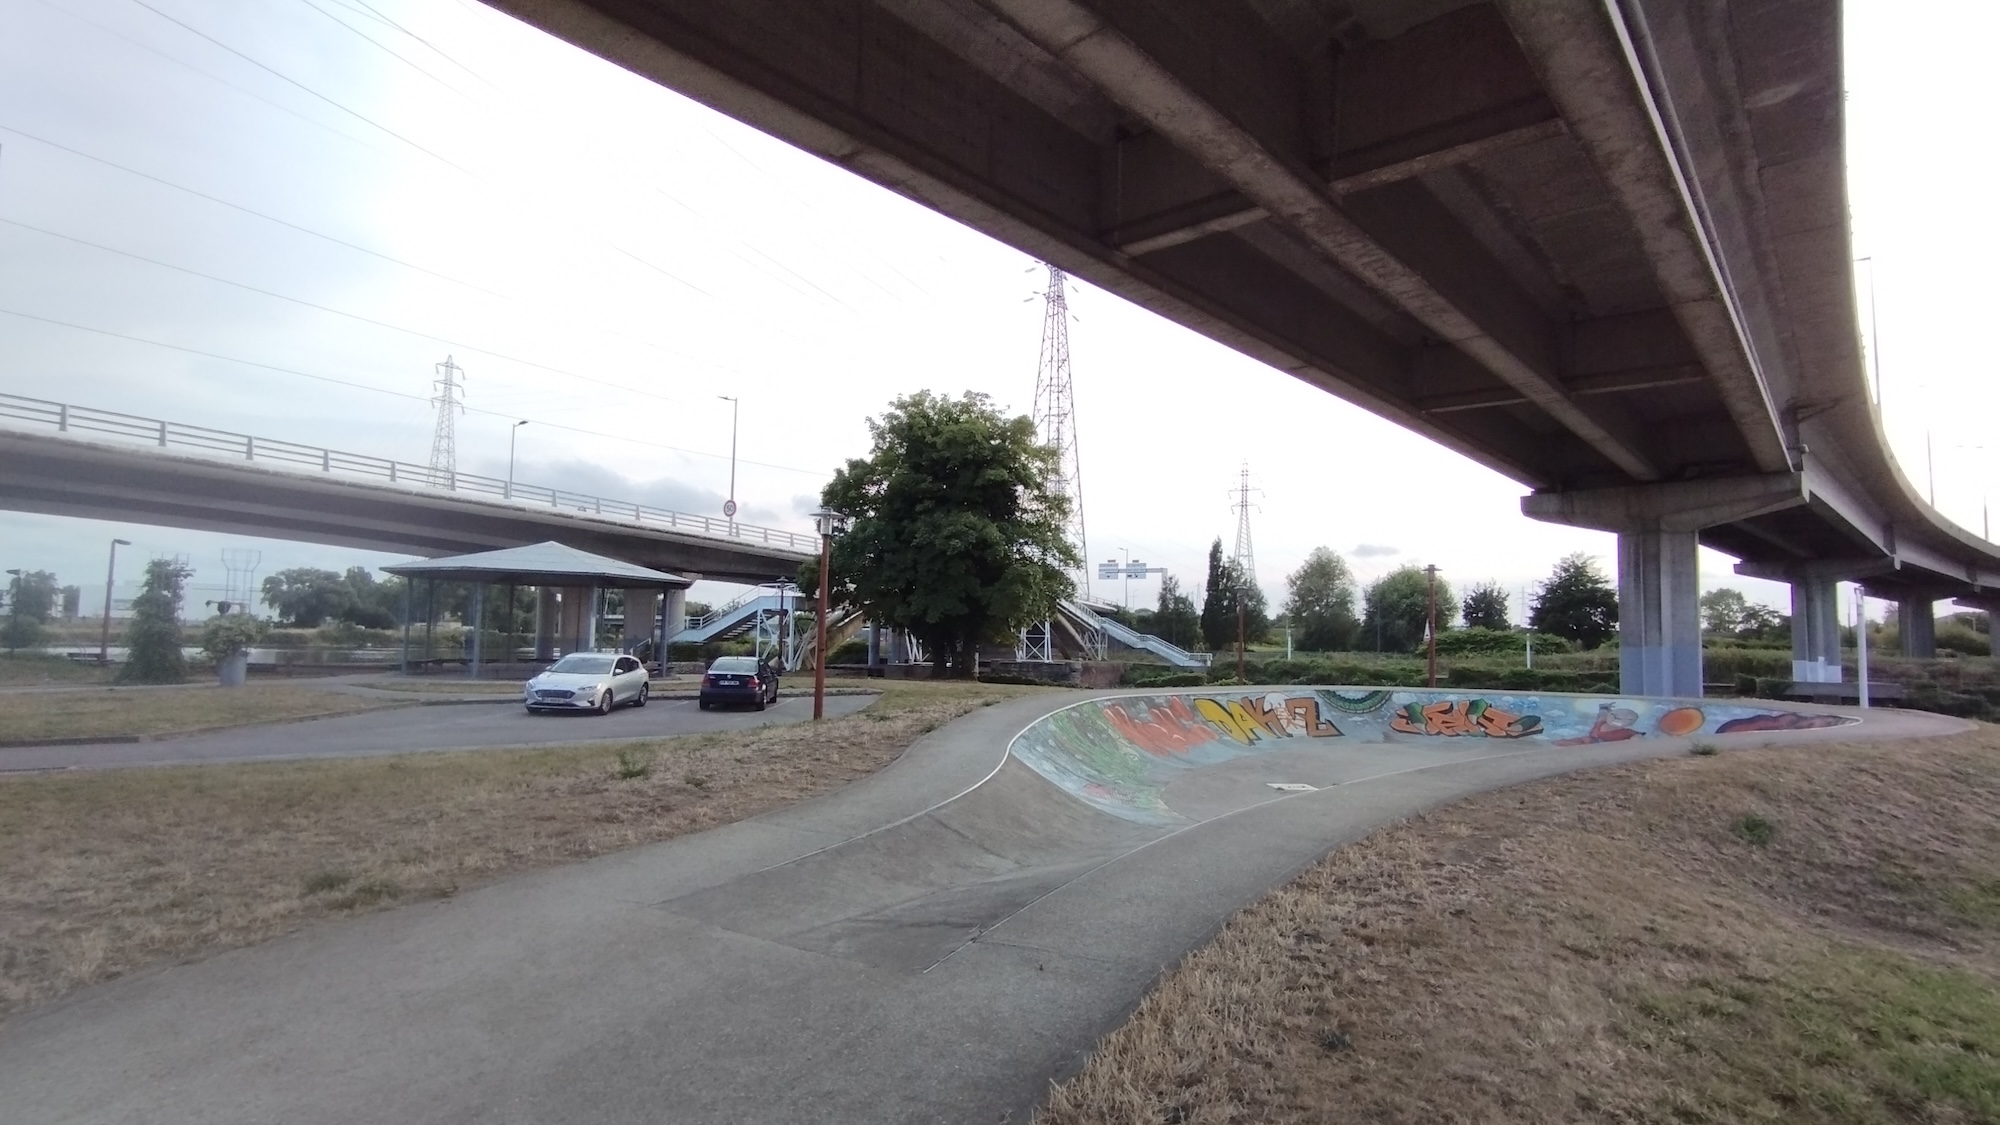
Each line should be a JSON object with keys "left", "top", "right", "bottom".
{"left": 0, "top": 393, "right": 818, "bottom": 553}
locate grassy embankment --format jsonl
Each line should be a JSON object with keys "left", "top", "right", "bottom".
{"left": 1041, "top": 724, "right": 2000, "bottom": 1124}
{"left": 0, "top": 679, "right": 1051, "bottom": 1022}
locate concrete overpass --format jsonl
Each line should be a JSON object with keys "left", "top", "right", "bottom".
{"left": 491, "top": 0, "right": 1999, "bottom": 693}
{"left": 0, "top": 426, "right": 813, "bottom": 584}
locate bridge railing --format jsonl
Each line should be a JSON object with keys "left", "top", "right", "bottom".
{"left": 0, "top": 393, "right": 818, "bottom": 553}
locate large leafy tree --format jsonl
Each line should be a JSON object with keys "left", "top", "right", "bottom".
{"left": 120, "top": 558, "right": 191, "bottom": 684}
{"left": 261, "top": 568, "right": 352, "bottom": 627}
{"left": 1461, "top": 581, "right": 1511, "bottom": 631}
{"left": 1699, "top": 587, "right": 1784, "bottom": 642}
{"left": 1152, "top": 573, "right": 1201, "bottom": 650}
{"left": 1284, "top": 547, "right": 1359, "bottom": 652}
{"left": 815, "top": 391, "right": 1079, "bottom": 677}
{"left": 1529, "top": 552, "right": 1618, "bottom": 650}
{"left": 1361, "top": 565, "right": 1453, "bottom": 653}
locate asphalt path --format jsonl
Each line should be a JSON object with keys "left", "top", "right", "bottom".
{"left": 0, "top": 692, "right": 1963, "bottom": 1124}
{"left": 0, "top": 693, "right": 876, "bottom": 771}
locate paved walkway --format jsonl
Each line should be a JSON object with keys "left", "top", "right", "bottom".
{"left": 0, "top": 692, "right": 1962, "bottom": 1123}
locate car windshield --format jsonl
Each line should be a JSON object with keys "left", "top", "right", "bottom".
{"left": 549, "top": 655, "right": 616, "bottom": 675}
{"left": 709, "top": 658, "right": 758, "bottom": 673}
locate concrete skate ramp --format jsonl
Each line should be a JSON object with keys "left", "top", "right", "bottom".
{"left": 1010, "top": 688, "right": 1861, "bottom": 826}
{"left": 662, "top": 759, "right": 1158, "bottom": 971}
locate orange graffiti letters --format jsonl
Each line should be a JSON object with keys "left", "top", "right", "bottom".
{"left": 1105, "top": 702, "right": 1216, "bottom": 756}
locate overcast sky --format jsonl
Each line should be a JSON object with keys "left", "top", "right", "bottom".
{"left": 1, "top": 0, "right": 1992, "bottom": 623}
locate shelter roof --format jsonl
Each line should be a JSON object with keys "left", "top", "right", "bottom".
{"left": 380, "top": 541, "right": 693, "bottom": 589}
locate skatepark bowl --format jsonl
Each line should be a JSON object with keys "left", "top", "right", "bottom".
{"left": 1, "top": 686, "right": 1956, "bottom": 1125}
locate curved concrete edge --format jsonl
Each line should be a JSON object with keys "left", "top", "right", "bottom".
{"left": 1005, "top": 686, "right": 1888, "bottom": 826}
{"left": 0, "top": 688, "right": 1970, "bottom": 1125}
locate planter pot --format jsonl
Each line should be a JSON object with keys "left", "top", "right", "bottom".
{"left": 217, "top": 651, "right": 251, "bottom": 688}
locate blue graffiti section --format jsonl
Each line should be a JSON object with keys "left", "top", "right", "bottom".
{"left": 1008, "top": 689, "right": 1858, "bottom": 826}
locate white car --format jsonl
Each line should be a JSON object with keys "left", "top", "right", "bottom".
{"left": 524, "top": 653, "right": 650, "bottom": 714}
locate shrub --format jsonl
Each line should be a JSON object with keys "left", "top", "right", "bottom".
{"left": 119, "top": 558, "right": 191, "bottom": 685}
{"left": 613, "top": 748, "right": 653, "bottom": 780}
{"left": 1735, "top": 673, "right": 1759, "bottom": 698}
{"left": 1732, "top": 813, "right": 1776, "bottom": 846}
{"left": 1129, "top": 671, "right": 1207, "bottom": 688}
{"left": 199, "top": 615, "right": 266, "bottom": 661}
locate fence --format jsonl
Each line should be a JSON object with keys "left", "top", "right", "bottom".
{"left": 0, "top": 393, "right": 817, "bottom": 553}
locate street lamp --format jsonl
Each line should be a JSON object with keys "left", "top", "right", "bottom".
{"left": 718, "top": 396, "right": 740, "bottom": 530}
{"left": 100, "top": 538, "right": 131, "bottom": 667}
{"left": 811, "top": 508, "right": 849, "bottom": 720}
{"left": 506, "top": 420, "right": 529, "bottom": 500}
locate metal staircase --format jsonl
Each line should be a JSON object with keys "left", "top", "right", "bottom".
{"left": 1059, "top": 600, "right": 1211, "bottom": 668}
{"left": 672, "top": 586, "right": 802, "bottom": 646}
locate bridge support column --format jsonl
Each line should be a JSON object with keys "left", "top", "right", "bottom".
{"left": 1524, "top": 473, "right": 1808, "bottom": 699}
{"left": 1616, "top": 528, "right": 1703, "bottom": 698}
{"left": 1899, "top": 597, "right": 1936, "bottom": 657}
{"left": 557, "top": 587, "right": 595, "bottom": 655}
{"left": 623, "top": 589, "right": 659, "bottom": 657}
{"left": 534, "top": 586, "right": 557, "bottom": 661}
{"left": 1790, "top": 577, "right": 1842, "bottom": 683}
{"left": 662, "top": 588, "right": 686, "bottom": 672}
{"left": 467, "top": 584, "right": 484, "bottom": 679}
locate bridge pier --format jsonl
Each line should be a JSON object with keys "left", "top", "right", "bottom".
{"left": 534, "top": 587, "right": 557, "bottom": 661}
{"left": 623, "top": 589, "right": 660, "bottom": 658}
{"left": 1524, "top": 474, "right": 1807, "bottom": 698}
{"left": 1790, "top": 577, "right": 1843, "bottom": 683}
{"left": 557, "top": 587, "right": 596, "bottom": 655}
{"left": 1899, "top": 597, "right": 1937, "bottom": 658}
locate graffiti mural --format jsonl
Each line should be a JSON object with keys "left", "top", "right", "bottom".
{"left": 1008, "top": 689, "right": 1862, "bottom": 826}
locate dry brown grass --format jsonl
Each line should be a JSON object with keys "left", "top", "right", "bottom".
{"left": 0, "top": 679, "right": 1047, "bottom": 1022}
{"left": 1041, "top": 725, "right": 2000, "bottom": 1125}
{"left": 0, "top": 683, "right": 401, "bottom": 742}
{"left": 356, "top": 679, "right": 526, "bottom": 694}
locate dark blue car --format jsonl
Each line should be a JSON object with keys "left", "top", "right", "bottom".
{"left": 698, "top": 656, "right": 778, "bottom": 710}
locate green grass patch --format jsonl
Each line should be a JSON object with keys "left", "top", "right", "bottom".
{"left": 1628, "top": 948, "right": 2000, "bottom": 1123}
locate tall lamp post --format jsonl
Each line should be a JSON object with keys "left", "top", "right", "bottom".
{"left": 719, "top": 396, "right": 740, "bottom": 530}
{"left": 506, "top": 420, "right": 529, "bottom": 500}
{"left": 811, "top": 508, "right": 848, "bottom": 720}
{"left": 1424, "top": 564, "right": 1440, "bottom": 688}
{"left": 100, "top": 537, "right": 131, "bottom": 666}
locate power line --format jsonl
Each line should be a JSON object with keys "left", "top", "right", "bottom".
{"left": 0, "top": 217, "right": 705, "bottom": 407}
{"left": 25, "top": 0, "right": 391, "bottom": 157}
{"left": 124, "top": 0, "right": 478, "bottom": 176}
{"left": 293, "top": 0, "right": 477, "bottom": 103}
{"left": 0, "top": 123, "right": 509, "bottom": 299}
{"left": 0, "top": 304, "right": 827, "bottom": 476}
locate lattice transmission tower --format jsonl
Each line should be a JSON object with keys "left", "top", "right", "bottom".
{"left": 429, "top": 355, "right": 465, "bottom": 485}
{"left": 1031, "top": 264, "right": 1089, "bottom": 594}
{"left": 1231, "top": 462, "right": 1261, "bottom": 586}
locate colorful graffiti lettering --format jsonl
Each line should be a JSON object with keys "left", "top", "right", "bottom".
{"left": 1714, "top": 710, "right": 1850, "bottom": 734}
{"left": 1193, "top": 694, "right": 1344, "bottom": 744}
{"left": 1388, "top": 698, "right": 1543, "bottom": 738}
{"left": 1104, "top": 696, "right": 1218, "bottom": 757}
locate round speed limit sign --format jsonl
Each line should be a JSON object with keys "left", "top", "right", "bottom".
{"left": 722, "top": 499, "right": 738, "bottom": 518}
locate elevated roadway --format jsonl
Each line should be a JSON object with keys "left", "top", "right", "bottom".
{"left": 487, "top": 0, "right": 2000, "bottom": 693}
{"left": 0, "top": 422, "right": 812, "bottom": 584}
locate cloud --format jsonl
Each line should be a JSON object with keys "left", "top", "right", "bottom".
{"left": 1350, "top": 543, "right": 1399, "bottom": 558}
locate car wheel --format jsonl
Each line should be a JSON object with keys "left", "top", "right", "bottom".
{"left": 753, "top": 691, "right": 767, "bottom": 712}
{"left": 634, "top": 682, "right": 649, "bottom": 707}
{"left": 596, "top": 690, "right": 614, "bottom": 716}
{"left": 698, "top": 699, "right": 711, "bottom": 711}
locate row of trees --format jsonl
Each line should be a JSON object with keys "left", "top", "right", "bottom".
{"left": 1266, "top": 550, "right": 1620, "bottom": 654}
